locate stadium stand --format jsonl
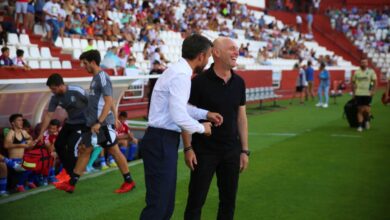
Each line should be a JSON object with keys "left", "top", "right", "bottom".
{"left": 0, "top": 0, "right": 388, "bottom": 196}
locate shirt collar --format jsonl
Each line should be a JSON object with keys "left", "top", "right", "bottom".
{"left": 178, "top": 57, "right": 193, "bottom": 76}
{"left": 205, "top": 63, "right": 237, "bottom": 84}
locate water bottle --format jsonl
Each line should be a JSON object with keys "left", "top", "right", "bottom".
{"left": 91, "top": 132, "right": 98, "bottom": 148}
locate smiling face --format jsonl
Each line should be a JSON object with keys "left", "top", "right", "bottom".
{"left": 213, "top": 37, "right": 239, "bottom": 69}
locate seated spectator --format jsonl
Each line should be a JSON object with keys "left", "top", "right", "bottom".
{"left": 101, "top": 46, "right": 121, "bottom": 69}
{"left": 0, "top": 46, "right": 14, "bottom": 68}
{"left": 40, "top": 119, "right": 60, "bottom": 185}
{"left": 84, "top": 38, "right": 95, "bottom": 51}
{"left": 116, "top": 111, "right": 138, "bottom": 150}
{"left": 118, "top": 48, "right": 128, "bottom": 68}
{"left": 3, "top": 114, "right": 37, "bottom": 192}
{"left": 256, "top": 47, "right": 271, "bottom": 65}
{"left": 126, "top": 56, "right": 138, "bottom": 69}
{"left": 239, "top": 43, "right": 246, "bottom": 57}
{"left": 12, "top": 49, "right": 31, "bottom": 70}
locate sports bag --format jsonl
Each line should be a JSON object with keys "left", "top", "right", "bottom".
{"left": 22, "top": 147, "right": 54, "bottom": 176}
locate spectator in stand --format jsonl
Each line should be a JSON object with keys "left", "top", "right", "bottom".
{"left": 0, "top": 17, "right": 7, "bottom": 45}
{"left": 305, "top": 60, "right": 315, "bottom": 101}
{"left": 256, "top": 47, "right": 271, "bottom": 65}
{"left": 290, "top": 63, "right": 307, "bottom": 105}
{"left": 126, "top": 56, "right": 138, "bottom": 69}
{"left": 34, "top": 0, "right": 45, "bottom": 26}
{"left": 306, "top": 8, "right": 314, "bottom": 34}
{"left": 118, "top": 48, "right": 128, "bottom": 68}
{"left": 0, "top": 46, "right": 14, "bottom": 68}
{"left": 101, "top": 46, "right": 122, "bottom": 69}
{"left": 57, "top": 2, "right": 66, "bottom": 38}
{"left": 313, "top": 0, "right": 321, "bottom": 14}
{"left": 43, "top": 0, "right": 61, "bottom": 44}
{"left": 15, "top": 0, "right": 29, "bottom": 33}
{"left": 296, "top": 14, "right": 302, "bottom": 33}
{"left": 150, "top": 47, "right": 169, "bottom": 66}
{"left": 121, "top": 41, "right": 133, "bottom": 57}
{"left": 25, "top": 1, "right": 35, "bottom": 32}
{"left": 352, "top": 59, "right": 377, "bottom": 132}
{"left": 4, "top": 114, "right": 37, "bottom": 192}
{"left": 84, "top": 38, "right": 95, "bottom": 51}
{"left": 12, "top": 49, "right": 31, "bottom": 70}
{"left": 316, "top": 62, "right": 330, "bottom": 108}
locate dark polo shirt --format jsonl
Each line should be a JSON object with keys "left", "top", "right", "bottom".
{"left": 189, "top": 64, "right": 246, "bottom": 153}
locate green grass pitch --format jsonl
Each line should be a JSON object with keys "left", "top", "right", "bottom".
{"left": 1, "top": 92, "right": 390, "bottom": 220}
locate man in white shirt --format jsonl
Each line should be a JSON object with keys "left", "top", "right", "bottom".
{"left": 43, "top": 0, "right": 61, "bottom": 44}
{"left": 139, "top": 34, "right": 223, "bottom": 220}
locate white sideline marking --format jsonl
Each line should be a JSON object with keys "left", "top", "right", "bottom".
{"left": 0, "top": 160, "right": 144, "bottom": 205}
{"left": 331, "top": 134, "right": 362, "bottom": 138}
{"left": 249, "top": 132, "right": 298, "bottom": 137}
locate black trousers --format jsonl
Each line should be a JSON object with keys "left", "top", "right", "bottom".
{"left": 140, "top": 127, "right": 180, "bottom": 220}
{"left": 54, "top": 123, "right": 87, "bottom": 174}
{"left": 184, "top": 148, "right": 241, "bottom": 220}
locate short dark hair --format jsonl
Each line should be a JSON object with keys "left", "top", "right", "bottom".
{"left": 16, "top": 49, "right": 24, "bottom": 57}
{"left": 119, "top": 111, "right": 128, "bottom": 118}
{"left": 79, "top": 49, "right": 101, "bottom": 66}
{"left": 320, "top": 62, "right": 326, "bottom": 69}
{"left": 307, "top": 60, "right": 312, "bottom": 66}
{"left": 182, "top": 34, "right": 213, "bottom": 60}
{"left": 46, "top": 73, "right": 65, "bottom": 87}
{"left": 9, "top": 113, "right": 23, "bottom": 124}
{"left": 49, "top": 119, "right": 61, "bottom": 127}
{"left": 1, "top": 46, "right": 9, "bottom": 53}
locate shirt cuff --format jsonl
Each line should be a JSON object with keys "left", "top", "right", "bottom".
{"left": 198, "top": 109, "right": 208, "bottom": 120}
{"left": 197, "top": 123, "right": 205, "bottom": 134}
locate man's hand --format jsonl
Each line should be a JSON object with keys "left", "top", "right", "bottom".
{"left": 202, "top": 122, "right": 212, "bottom": 136}
{"left": 91, "top": 123, "right": 101, "bottom": 134}
{"left": 240, "top": 153, "right": 249, "bottom": 173}
{"left": 132, "top": 138, "right": 139, "bottom": 145}
{"left": 184, "top": 149, "right": 197, "bottom": 171}
{"left": 35, "top": 134, "right": 44, "bottom": 143}
{"left": 207, "top": 112, "right": 223, "bottom": 127}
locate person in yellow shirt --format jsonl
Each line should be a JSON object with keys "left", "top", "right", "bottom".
{"left": 352, "top": 59, "right": 377, "bottom": 132}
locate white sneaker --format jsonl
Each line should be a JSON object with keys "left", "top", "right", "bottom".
{"left": 0, "top": 191, "right": 9, "bottom": 197}
{"left": 357, "top": 127, "right": 363, "bottom": 132}
{"left": 13, "top": 162, "right": 25, "bottom": 172}
{"left": 365, "top": 121, "right": 370, "bottom": 130}
{"left": 315, "top": 103, "right": 323, "bottom": 107}
{"left": 322, "top": 104, "right": 328, "bottom": 108}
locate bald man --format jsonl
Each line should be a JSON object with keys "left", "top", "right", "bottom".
{"left": 183, "top": 37, "right": 249, "bottom": 220}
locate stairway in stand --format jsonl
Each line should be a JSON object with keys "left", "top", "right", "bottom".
{"left": 269, "top": 10, "right": 362, "bottom": 66}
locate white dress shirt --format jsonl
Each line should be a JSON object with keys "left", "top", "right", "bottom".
{"left": 148, "top": 58, "right": 208, "bottom": 134}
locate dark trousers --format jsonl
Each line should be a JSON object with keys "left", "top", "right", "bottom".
{"left": 184, "top": 149, "right": 241, "bottom": 220}
{"left": 140, "top": 127, "right": 180, "bottom": 220}
{"left": 54, "top": 123, "right": 86, "bottom": 174}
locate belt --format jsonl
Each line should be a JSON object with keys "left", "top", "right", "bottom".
{"left": 147, "top": 126, "right": 180, "bottom": 137}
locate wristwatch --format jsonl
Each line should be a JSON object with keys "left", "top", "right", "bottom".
{"left": 241, "top": 149, "right": 250, "bottom": 156}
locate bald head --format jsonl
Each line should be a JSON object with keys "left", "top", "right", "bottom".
{"left": 212, "top": 37, "right": 239, "bottom": 69}
{"left": 213, "top": 37, "right": 234, "bottom": 53}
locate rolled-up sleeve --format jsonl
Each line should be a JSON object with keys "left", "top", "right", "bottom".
{"left": 187, "top": 104, "right": 208, "bottom": 121}
{"left": 168, "top": 75, "right": 204, "bottom": 134}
